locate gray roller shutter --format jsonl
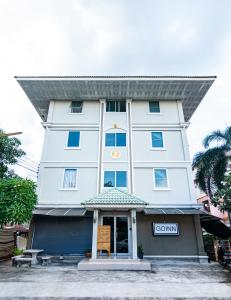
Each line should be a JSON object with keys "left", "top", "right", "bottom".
{"left": 32, "top": 216, "right": 93, "bottom": 255}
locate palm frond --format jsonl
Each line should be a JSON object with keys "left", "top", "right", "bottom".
{"left": 213, "top": 152, "right": 228, "bottom": 188}
{"left": 203, "top": 130, "right": 226, "bottom": 148}
{"left": 192, "top": 151, "right": 206, "bottom": 169}
{"left": 224, "top": 126, "right": 231, "bottom": 148}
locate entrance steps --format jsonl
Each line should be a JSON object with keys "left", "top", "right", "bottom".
{"left": 78, "top": 258, "right": 151, "bottom": 271}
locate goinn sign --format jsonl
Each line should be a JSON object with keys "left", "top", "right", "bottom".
{"left": 153, "top": 223, "right": 179, "bottom": 236}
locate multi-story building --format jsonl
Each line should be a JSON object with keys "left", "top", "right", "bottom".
{"left": 16, "top": 76, "right": 215, "bottom": 265}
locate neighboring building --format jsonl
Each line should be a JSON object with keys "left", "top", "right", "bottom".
{"left": 16, "top": 76, "right": 216, "bottom": 263}
{"left": 197, "top": 194, "right": 230, "bottom": 227}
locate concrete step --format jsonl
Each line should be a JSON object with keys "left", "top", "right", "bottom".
{"left": 78, "top": 258, "right": 151, "bottom": 271}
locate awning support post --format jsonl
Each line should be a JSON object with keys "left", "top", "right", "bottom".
{"left": 91, "top": 209, "right": 98, "bottom": 260}
{"left": 131, "top": 209, "right": 137, "bottom": 259}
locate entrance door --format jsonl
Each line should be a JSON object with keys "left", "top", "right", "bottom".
{"left": 102, "top": 216, "right": 128, "bottom": 255}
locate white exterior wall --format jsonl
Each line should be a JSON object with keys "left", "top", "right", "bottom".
{"left": 51, "top": 101, "right": 100, "bottom": 124}
{"left": 37, "top": 98, "right": 196, "bottom": 207}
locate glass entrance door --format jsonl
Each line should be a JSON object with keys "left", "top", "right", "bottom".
{"left": 102, "top": 216, "right": 128, "bottom": 255}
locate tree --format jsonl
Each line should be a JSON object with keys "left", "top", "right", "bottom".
{"left": 193, "top": 126, "right": 231, "bottom": 198}
{"left": 0, "top": 178, "right": 37, "bottom": 227}
{"left": 211, "top": 172, "right": 231, "bottom": 213}
{"left": 0, "top": 129, "right": 25, "bottom": 178}
{"left": 203, "top": 126, "right": 231, "bottom": 151}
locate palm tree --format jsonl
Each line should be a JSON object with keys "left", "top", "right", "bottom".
{"left": 203, "top": 126, "right": 231, "bottom": 151}
{"left": 192, "top": 126, "right": 231, "bottom": 198}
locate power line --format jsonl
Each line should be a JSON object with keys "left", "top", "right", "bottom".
{"left": 22, "top": 156, "right": 39, "bottom": 165}
{"left": 18, "top": 158, "right": 39, "bottom": 170}
{"left": 16, "top": 163, "right": 38, "bottom": 174}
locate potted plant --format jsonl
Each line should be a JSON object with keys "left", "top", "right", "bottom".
{"left": 137, "top": 244, "right": 144, "bottom": 259}
{"left": 84, "top": 249, "right": 92, "bottom": 258}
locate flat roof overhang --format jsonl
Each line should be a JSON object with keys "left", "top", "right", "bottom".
{"left": 15, "top": 76, "right": 216, "bottom": 122}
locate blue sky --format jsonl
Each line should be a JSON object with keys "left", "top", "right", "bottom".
{"left": 0, "top": 0, "right": 230, "bottom": 178}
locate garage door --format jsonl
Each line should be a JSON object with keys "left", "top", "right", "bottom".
{"left": 32, "top": 216, "right": 93, "bottom": 255}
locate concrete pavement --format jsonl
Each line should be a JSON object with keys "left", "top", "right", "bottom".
{"left": 0, "top": 260, "right": 230, "bottom": 299}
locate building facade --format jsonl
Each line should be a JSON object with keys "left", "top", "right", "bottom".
{"left": 17, "top": 76, "right": 215, "bottom": 262}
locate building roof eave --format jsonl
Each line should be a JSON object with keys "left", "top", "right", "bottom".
{"left": 15, "top": 75, "right": 216, "bottom": 122}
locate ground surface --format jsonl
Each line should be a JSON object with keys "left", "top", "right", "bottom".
{"left": 0, "top": 260, "right": 230, "bottom": 299}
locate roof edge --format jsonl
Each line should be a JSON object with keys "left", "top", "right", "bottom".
{"left": 15, "top": 75, "right": 217, "bottom": 81}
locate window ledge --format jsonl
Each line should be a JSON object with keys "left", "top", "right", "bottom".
{"left": 150, "top": 148, "right": 166, "bottom": 151}
{"left": 64, "top": 147, "right": 81, "bottom": 150}
{"left": 103, "top": 187, "right": 128, "bottom": 189}
{"left": 105, "top": 146, "right": 127, "bottom": 148}
{"left": 147, "top": 113, "right": 163, "bottom": 115}
{"left": 59, "top": 188, "right": 80, "bottom": 191}
{"left": 68, "top": 113, "right": 85, "bottom": 115}
{"left": 152, "top": 188, "right": 171, "bottom": 191}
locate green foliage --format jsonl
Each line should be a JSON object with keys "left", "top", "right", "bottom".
{"left": 0, "top": 178, "right": 37, "bottom": 226}
{"left": 12, "top": 247, "right": 24, "bottom": 256}
{"left": 193, "top": 126, "right": 231, "bottom": 198}
{"left": 211, "top": 172, "right": 231, "bottom": 212}
{"left": 0, "top": 129, "right": 25, "bottom": 179}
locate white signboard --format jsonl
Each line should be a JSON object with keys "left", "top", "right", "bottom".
{"left": 153, "top": 223, "right": 179, "bottom": 236}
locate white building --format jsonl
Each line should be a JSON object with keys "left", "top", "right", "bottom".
{"left": 17, "top": 76, "right": 215, "bottom": 264}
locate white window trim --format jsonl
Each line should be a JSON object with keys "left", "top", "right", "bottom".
{"left": 147, "top": 113, "right": 163, "bottom": 115}
{"left": 103, "top": 171, "right": 127, "bottom": 188}
{"left": 68, "top": 113, "right": 85, "bottom": 115}
{"left": 153, "top": 168, "right": 169, "bottom": 190}
{"left": 64, "top": 147, "right": 81, "bottom": 150}
{"left": 69, "top": 101, "right": 83, "bottom": 114}
{"left": 105, "top": 100, "right": 127, "bottom": 113}
{"left": 62, "top": 168, "right": 78, "bottom": 190}
{"left": 66, "top": 131, "right": 81, "bottom": 148}
{"left": 105, "top": 132, "right": 127, "bottom": 148}
{"left": 150, "top": 131, "right": 165, "bottom": 150}
{"left": 149, "top": 101, "right": 161, "bottom": 114}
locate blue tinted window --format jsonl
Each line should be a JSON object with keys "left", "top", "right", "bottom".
{"left": 116, "top": 133, "right": 126, "bottom": 146}
{"left": 152, "top": 132, "right": 163, "bottom": 148}
{"left": 105, "top": 133, "right": 126, "bottom": 147}
{"left": 154, "top": 169, "right": 168, "bottom": 188}
{"left": 67, "top": 131, "right": 80, "bottom": 147}
{"left": 104, "top": 171, "right": 127, "bottom": 187}
{"left": 116, "top": 171, "right": 127, "bottom": 187}
{"left": 105, "top": 133, "right": 116, "bottom": 146}
{"left": 149, "top": 101, "right": 160, "bottom": 113}
{"left": 104, "top": 171, "right": 115, "bottom": 187}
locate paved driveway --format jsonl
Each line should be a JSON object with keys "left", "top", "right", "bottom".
{"left": 0, "top": 260, "right": 230, "bottom": 299}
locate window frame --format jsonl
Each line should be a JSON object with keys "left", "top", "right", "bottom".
{"left": 104, "top": 171, "right": 127, "bottom": 188}
{"left": 105, "top": 132, "right": 127, "bottom": 147}
{"left": 151, "top": 131, "right": 165, "bottom": 150}
{"left": 106, "top": 100, "right": 126, "bottom": 112}
{"left": 70, "top": 101, "right": 83, "bottom": 114}
{"left": 149, "top": 101, "right": 160, "bottom": 113}
{"left": 153, "top": 168, "right": 169, "bottom": 190}
{"left": 62, "top": 168, "right": 78, "bottom": 190}
{"left": 66, "top": 131, "right": 81, "bottom": 148}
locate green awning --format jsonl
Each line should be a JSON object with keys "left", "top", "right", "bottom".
{"left": 82, "top": 188, "right": 148, "bottom": 208}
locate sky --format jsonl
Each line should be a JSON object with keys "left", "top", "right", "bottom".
{"left": 0, "top": 0, "right": 230, "bottom": 179}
